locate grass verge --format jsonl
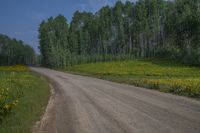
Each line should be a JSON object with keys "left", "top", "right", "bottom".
{"left": 0, "top": 66, "right": 50, "bottom": 133}
{"left": 65, "top": 60, "right": 200, "bottom": 98}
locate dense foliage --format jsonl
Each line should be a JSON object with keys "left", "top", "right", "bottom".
{"left": 0, "top": 34, "right": 36, "bottom": 65}
{"left": 39, "top": 0, "right": 200, "bottom": 68}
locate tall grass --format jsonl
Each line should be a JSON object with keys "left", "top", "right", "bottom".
{"left": 0, "top": 66, "right": 50, "bottom": 133}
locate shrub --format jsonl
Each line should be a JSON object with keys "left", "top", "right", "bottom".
{"left": 0, "top": 88, "right": 22, "bottom": 122}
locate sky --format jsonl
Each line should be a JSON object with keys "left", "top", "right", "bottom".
{"left": 0, "top": 0, "right": 136, "bottom": 53}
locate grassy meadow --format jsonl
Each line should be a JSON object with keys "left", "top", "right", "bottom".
{"left": 66, "top": 60, "right": 200, "bottom": 98}
{"left": 0, "top": 66, "right": 50, "bottom": 133}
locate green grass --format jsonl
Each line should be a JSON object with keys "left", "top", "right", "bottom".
{"left": 0, "top": 66, "right": 50, "bottom": 133}
{"left": 66, "top": 60, "right": 200, "bottom": 98}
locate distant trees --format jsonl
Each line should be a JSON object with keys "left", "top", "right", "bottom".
{"left": 163, "top": 0, "right": 200, "bottom": 65}
{"left": 0, "top": 34, "right": 36, "bottom": 65}
{"left": 39, "top": 0, "right": 200, "bottom": 68}
{"left": 39, "top": 15, "right": 70, "bottom": 67}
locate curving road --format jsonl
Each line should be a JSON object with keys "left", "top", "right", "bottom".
{"left": 31, "top": 67, "right": 200, "bottom": 133}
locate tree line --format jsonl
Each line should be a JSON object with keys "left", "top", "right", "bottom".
{"left": 0, "top": 34, "right": 36, "bottom": 65}
{"left": 39, "top": 0, "right": 200, "bottom": 68}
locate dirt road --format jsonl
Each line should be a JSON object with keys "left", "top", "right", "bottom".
{"left": 31, "top": 67, "right": 200, "bottom": 133}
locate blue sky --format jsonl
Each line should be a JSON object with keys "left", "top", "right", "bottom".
{"left": 0, "top": 0, "right": 136, "bottom": 53}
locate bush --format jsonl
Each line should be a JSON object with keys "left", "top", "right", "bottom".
{"left": 0, "top": 88, "right": 22, "bottom": 121}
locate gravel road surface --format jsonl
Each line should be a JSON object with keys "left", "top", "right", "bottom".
{"left": 31, "top": 67, "right": 200, "bottom": 133}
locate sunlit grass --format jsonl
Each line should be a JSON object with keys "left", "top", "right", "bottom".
{"left": 0, "top": 65, "right": 28, "bottom": 72}
{"left": 66, "top": 60, "right": 200, "bottom": 98}
{"left": 0, "top": 66, "right": 50, "bottom": 133}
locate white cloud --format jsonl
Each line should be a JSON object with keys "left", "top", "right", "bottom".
{"left": 88, "top": 0, "right": 112, "bottom": 12}
{"left": 31, "top": 13, "right": 47, "bottom": 21}
{"left": 78, "top": 3, "right": 86, "bottom": 11}
{"left": 14, "top": 30, "right": 37, "bottom": 36}
{"left": 14, "top": 31, "right": 22, "bottom": 35}
{"left": 121, "top": 0, "right": 137, "bottom": 2}
{"left": 28, "top": 30, "right": 38, "bottom": 35}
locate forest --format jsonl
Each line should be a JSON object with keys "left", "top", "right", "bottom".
{"left": 0, "top": 34, "right": 36, "bottom": 65}
{"left": 39, "top": 0, "right": 200, "bottom": 68}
